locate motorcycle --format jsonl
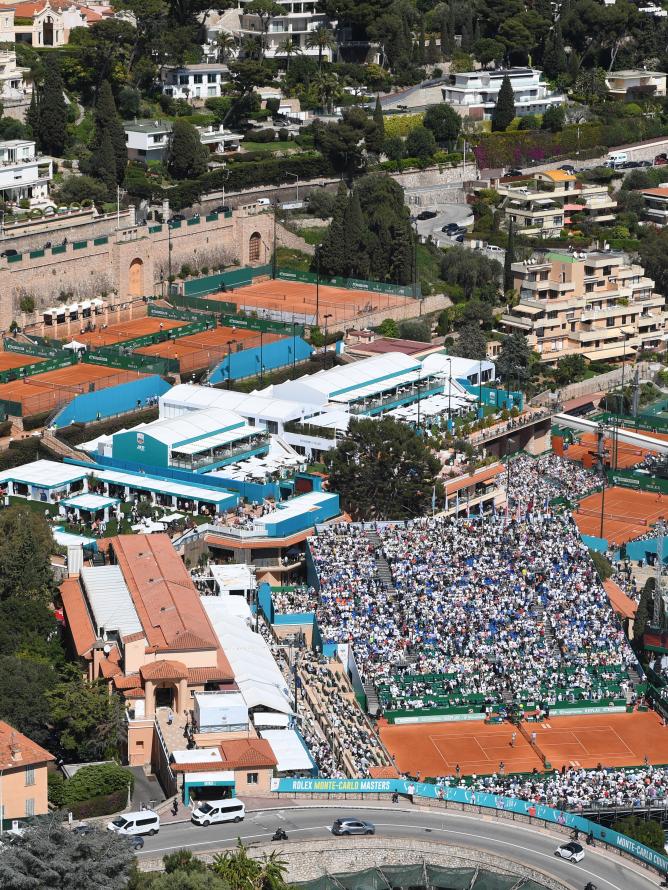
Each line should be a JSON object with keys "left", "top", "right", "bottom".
{"left": 272, "top": 828, "right": 288, "bottom": 841}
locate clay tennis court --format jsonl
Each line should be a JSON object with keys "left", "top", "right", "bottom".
{"left": 137, "top": 325, "right": 281, "bottom": 373}
{"left": 574, "top": 485, "right": 666, "bottom": 545}
{"left": 0, "top": 363, "right": 146, "bottom": 416}
{"left": 563, "top": 432, "right": 651, "bottom": 469}
{"left": 379, "top": 711, "right": 668, "bottom": 777}
{"left": 209, "top": 279, "right": 412, "bottom": 324}
{"left": 77, "top": 317, "right": 187, "bottom": 348}
{"left": 0, "top": 350, "right": 44, "bottom": 372}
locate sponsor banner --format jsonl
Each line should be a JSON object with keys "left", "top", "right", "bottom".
{"left": 393, "top": 712, "right": 485, "bottom": 724}
{"left": 550, "top": 705, "right": 627, "bottom": 716}
{"left": 270, "top": 778, "right": 668, "bottom": 873}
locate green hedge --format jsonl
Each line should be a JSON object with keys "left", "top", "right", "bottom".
{"left": 49, "top": 763, "right": 134, "bottom": 812}
{"left": 56, "top": 407, "right": 159, "bottom": 446}
{"left": 69, "top": 788, "right": 129, "bottom": 820}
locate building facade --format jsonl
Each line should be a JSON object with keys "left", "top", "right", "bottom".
{"left": 0, "top": 140, "right": 52, "bottom": 207}
{"left": 502, "top": 251, "right": 667, "bottom": 363}
{"left": 605, "top": 69, "right": 667, "bottom": 99}
{"left": 161, "top": 64, "right": 229, "bottom": 102}
{"left": 237, "top": 0, "right": 335, "bottom": 62}
{"left": 0, "top": 721, "right": 54, "bottom": 825}
{"left": 441, "top": 68, "right": 565, "bottom": 119}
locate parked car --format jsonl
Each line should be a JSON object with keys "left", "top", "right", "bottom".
{"left": 559, "top": 164, "right": 576, "bottom": 174}
{"left": 455, "top": 234, "right": 465, "bottom": 243}
{"left": 169, "top": 213, "right": 185, "bottom": 223}
{"left": 332, "top": 818, "right": 376, "bottom": 836}
{"left": 416, "top": 210, "right": 437, "bottom": 220}
{"left": 132, "top": 836, "right": 145, "bottom": 850}
{"left": 507, "top": 168, "right": 523, "bottom": 176}
{"left": 72, "top": 823, "right": 95, "bottom": 836}
{"left": 555, "top": 841, "right": 585, "bottom": 863}
{"left": 1, "top": 248, "right": 18, "bottom": 258}
{"left": 107, "top": 810, "right": 160, "bottom": 837}
{"left": 655, "top": 153, "right": 668, "bottom": 165}
{"left": 442, "top": 222, "right": 460, "bottom": 234}
{"left": 191, "top": 799, "right": 245, "bottom": 827}
{"left": 486, "top": 244, "right": 504, "bottom": 253}
{"left": 256, "top": 198, "right": 271, "bottom": 206}
{"left": 213, "top": 205, "right": 231, "bottom": 214}
{"left": 638, "top": 160, "right": 652, "bottom": 168}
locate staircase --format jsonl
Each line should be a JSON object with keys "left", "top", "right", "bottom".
{"left": 535, "top": 598, "right": 559, "bottom": 654}
{"left": 627, "top": 662, "right": 645, "bottom": 693}
{"left": 364, "top": 528, "right": 397, "bottom": 596}
{"left": 42, "top": 431, "right": 95, "bottom": 463}
{"left": 364, "top": 682, "right": 380, "bottom": 716}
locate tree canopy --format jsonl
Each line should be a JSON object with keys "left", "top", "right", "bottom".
{"left": 325, "top": 416, "right": 441, "bottom": 520}
{"left": 496, "top": 331, "right": 532, "bottom": 388}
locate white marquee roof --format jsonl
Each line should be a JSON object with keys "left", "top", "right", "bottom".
{"left": 160, "top": 385, "right": 304, "bottom": 423}
{"left": 80, "top": 565, "right": 142, "bottom": 638}
{"left": 260, "top": 729, "right": 314, "bottom": 772}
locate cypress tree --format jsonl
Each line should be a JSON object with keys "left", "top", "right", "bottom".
{"left": 343, "top": 190, "right": 367, "bottom": 278}
{"left": 491, "top": 75, "right": 516, "bottom": 132}
{"left": 93, "top": 81, "right": 127, "bottom": 184}
{"left": 426, "top": 35, "right": 440, "bottom": 64}
{"left": 504, "top": 220, "right": 515, "bottom": 293}
{"left": 460, "top": 8, "right": 473, "bottom": 52}
{"left": 365, "top": 96, "right": 385, "bottom": 155}
{"left": 416, "top": 23, "right": 426, "bottom": 64}
{"left": 543, "top": 22, "right": 567, "bottom": 78}
{"left": 318, "top": 181, "right": 348, "bottom": 277}
{"left": 440, "top": 6, "right": 455, "bottom": 58}
{"left": 167, "top": 119, "right": 209, "bottom": 180}
{"left": 90, "top": 135, "right": 116, "bottom": 200}
{"left": 37, "top": 54, "right": 67, "bottom": 156}
{"left": 26, "top": 89, "right": 39, "bottom": 140}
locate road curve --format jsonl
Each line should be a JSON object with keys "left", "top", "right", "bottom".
{"left": 136, "top": 804, "right": 661, "bottom": 889}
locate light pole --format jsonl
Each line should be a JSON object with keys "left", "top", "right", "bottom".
{"left": 447, "top": 356, "right": 452, "bottom": 432}
{"left": 286, "top": 172, "right": 299, "bottom": 202}
{"left": 478, "top": 358, "right": 483, "bottom": 419}
{"left": 227, "top": 339, "right": 234, "bottom": 390}
{"left": 620, "top": 329, "right": 630, "bottom": 415}
{"left": 315, "top": 244, "right": 321, "bottom": 329}
{"left": 292, "top": 321, "right": 298, "bottom": 373}
{"left": 259, "top": 330, "right": 264, "bottom": 385}
{"left": 323, "top": 313, "right": 332, "bottom": 369}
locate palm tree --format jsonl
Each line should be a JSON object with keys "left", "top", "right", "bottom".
{"left": 306, "top": 25, "right": 335, "bottom": 68}
{"left": 313, "top": 69, "right": 339, "bottom": 113}
{"left": 215, "top": 31, "right": 237, "bottom": 63}
{"left": 241, "top": 33, "right": 263, "bottom": 61}
{"left": 278, "top": 37, "right": 302, "bottom": 72}
{"left": 244, "top": 0, "right": 283, "bottom": 59}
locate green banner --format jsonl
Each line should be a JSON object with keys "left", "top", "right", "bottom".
{"left": 608, "top": 469, "right": 668, "bottom": 495}
{"left": 217, "top": 313, "right": 304, "bottom": 336}
{"left": 170, "top": 293, "right": 236, "bottom": 314}
{"left": 148, "top": 304, "right": 203, "bottom": 323}
{"left": 594, "top": 410, "right": 668, "bottom": 433}
{"left": 276, "top": 267, "right": 421, "bottom": 298}
{"left": 84, "top": 350, "right": 176, "bottom": 375}
{"left": 3, "top": 337, "right": 66, "bottom": 358}
{"left": 182, "top": 264, "right": 272, "bottom": 297}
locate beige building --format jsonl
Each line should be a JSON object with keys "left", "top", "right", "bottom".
{"left": 0, "top": 721, "right": 54, "bottom": 825}
{"left": 497, "top": 170, "right": 616, "bottom": 238}
{"left": 605, "top": 69, "right": 667, "bottom": 99}
{"left": 502, "top": 251, "right": 667, "bottom": 363}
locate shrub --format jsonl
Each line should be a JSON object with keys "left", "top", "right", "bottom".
{"left": 22, "top": 411, "right": 52, "bottom": 431}
{"left": 246, "top": 128, "right": 276, "bottom": 144}
{"left": 60, "top": 763, "right": 134, "bottom": 806}
{"left": 384, "top": 113, "right": 425, "bottom": 139}
{"left": 69, "top": 788, "right": 128, "bottom": 820}
{"left": 19, "top": 295, "right": 35, "bottom": 313}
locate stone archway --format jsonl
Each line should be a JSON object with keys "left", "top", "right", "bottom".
{"left": 128, "top": 257, "right": 144, "bottom": 297}
{"left": 249, "top": 231, "right": 261, "bottom": 262}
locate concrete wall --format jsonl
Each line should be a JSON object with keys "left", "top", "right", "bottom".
{"left": 531, "top": 361, "right": 656, "bottom": 406}
{"left": 0, "top": 208, "right": 135, "bottom": 254}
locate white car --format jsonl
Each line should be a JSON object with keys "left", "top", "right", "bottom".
{"left": 555, "top": 841, "right": 585, "bottom": 862}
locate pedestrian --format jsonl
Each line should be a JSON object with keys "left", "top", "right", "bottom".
{"left": 455, "top": 764, "right": 461, "bottom": 779}
{"left": 167, "top": 709, "right": 174, "bottom": 726}
{"left": 510, "top": 732, "right": 516, "bottom": 748}
{"left": 530, "top": 731, "right": 537, "bottom": 745}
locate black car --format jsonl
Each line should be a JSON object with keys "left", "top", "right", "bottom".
{"left": 559, "top": 164, "right": 576, "bottom": 174}
{"left": 213, "top": 205, "right": 231, "bottom": 214}
{"left": 0, "top": 248, "right": 18, "bottom": 258}
{"left": 455, "top": 234, "right": 465, "bottom": 242}
{"left": 442, "top": 222, "right": 460, "bottom": 234}
{"left": 416, "top": 210, "right": 437, "bottom": 221}
{"left": 72, "top": 823, "right": 95, "bottom": 836}
{"left": 132, "top": 836, "right": 145, "bottom": 851}
{"left": 169, "top": 213, "right": 186, "bottom": 223}
{"left": 507, "top": 168, "right": 523, "bottom": 176}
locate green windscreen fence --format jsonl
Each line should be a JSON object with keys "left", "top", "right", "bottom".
{"left": 294, "top": 866, "right": 550, "bottom": 890}
{"left": 276, "top": 268, "right": 420, "bottom": 298}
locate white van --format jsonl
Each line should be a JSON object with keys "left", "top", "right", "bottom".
{"left": 191, "top": 798, "right": 245, "bottom": 826}
{"left": 606, "top": 152, "right": 628, "bottom": 167}
{"left": 107, "top": 810, "right": 160, "bottom": 837}
{"left": 256, "top": 198, "right": 271, "bottom": 206}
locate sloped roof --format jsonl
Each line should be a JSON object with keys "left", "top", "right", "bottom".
{"left": 140, "top": 659, "right": 189, "bottom": 681}
{"left": 0, "top": 721, "right": 54, "bottom": 770}
{"left": 219, "top": 738, "right": 277, "bottom": 769}
{"left": 60, "top": 577, "right": 95, "bottom": 657}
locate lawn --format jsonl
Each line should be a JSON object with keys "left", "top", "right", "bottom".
{"left": 276, "top": 246, "right": 312, "bottom": 272}
{"left": 296, "top": 226, "right": 328, "bottom": 245}
{"left": 242, "top": 141, "right": 297, "bottom": 153}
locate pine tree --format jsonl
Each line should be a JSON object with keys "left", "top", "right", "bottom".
{"left": 37, "top": 55, "right": 67, "bottom": 156}
{"left": 460, "top": 7, "right": 473, "bottom": 52}
{"left": 491, "top": 74, "right": 516, "bottom": 132}
{"left": 426, "top": 35, "right": 440, "bottom": 64}
{"left": 318, "top": 181, "right": 348, "bottom": 277}
{"left": 90, "top": 134, "right": 117, "bottom": 200}
{"left": 26, "top": 89, "right": 39, "bottom": 140}
{"left": 542, "top": 22, "right": 567, "bottom": 78}
{"left": 416, "top": 23, "right": 426, "bottom": 64}
{"left": 167, "top": 118, "right": 209, "bottom": 180}
{"left": 343, "top": 190, "right": 367, "bottom": 278}
{"left": 92, "top": 81, "right": 127, "bottom": 184}
{"left": 504, "top": 220, "right": 515, "bottom": 293}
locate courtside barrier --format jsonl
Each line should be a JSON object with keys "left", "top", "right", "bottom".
{"left": 270, "top": 777, "right": 668, "bottom": 874}
{"left": 276, "top": 268, "right": 420, "bottom": 298}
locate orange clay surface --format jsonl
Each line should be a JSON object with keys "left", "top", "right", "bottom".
{"left": 0, "top": 363, "right": 145, "bottom": 410}
{"left": 207, "top": 279, "right": 411, "bottom": 324}
{"left": 564, "top": 432, "right": 651, "bottom": 469}
{"left": 573, "top": 485, "right": 667, "bottom": 546}
{"left": 136, "top": 325, "right": 281, "bottom": 360}
{"left": 0, "top": 351, "right": 44, "bottom": 371}
{"left": 77, "top": 317, "right": 187, "bottom": 348}
{"left": 379, "top": 711, "right": 668, "bottom": 777}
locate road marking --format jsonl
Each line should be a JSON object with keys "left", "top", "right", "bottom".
{"left": 141, "top": 819, "right": 651, "bottom": 887}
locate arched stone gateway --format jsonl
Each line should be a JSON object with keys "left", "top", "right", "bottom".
{"left": 249, "top": 231, "right": 262, "bottom": 262}
{"left": 128, "top": 257, "right": 144, "bottom": 297}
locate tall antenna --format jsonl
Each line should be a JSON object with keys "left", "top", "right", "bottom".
{"left": 655, "top": 519, "right": 665, "bottom": 628}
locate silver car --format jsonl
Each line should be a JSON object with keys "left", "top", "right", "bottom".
{"left": 332, "top": 818, "right": 375, "bottom": 836}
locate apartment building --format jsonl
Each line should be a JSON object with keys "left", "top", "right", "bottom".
{"left": 638, "top": 187, "right": 668, "bottom": 226}
{"left": 497, "top": 170, "right": 616, "bottom": 238}
{"left": 441, "top": 68, "right": 565, "bottom": 120}
{"left": 0, "top": 140, "right": 52, "bottom": 207}
{"left": 501, "top": 251, "right": 667, "bottom": 363}
{"left": 161, "top": 63, "right": 229, "bottom": 102}
{"left": 0, "top": 721, "right": 54, "bottom": 825}
{"left": 237, "top": 0, "right": 335, "bottom": 61}
{"left": 605, "top": 69, "right": 667, "bottom": 99}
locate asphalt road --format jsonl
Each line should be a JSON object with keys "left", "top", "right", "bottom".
{"left": 136, "top": 804, "right": 660, "bottom": 889}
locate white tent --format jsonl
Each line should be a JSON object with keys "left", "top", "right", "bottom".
{"left": 63, "top": 340, "right": 87, "bottom": 352}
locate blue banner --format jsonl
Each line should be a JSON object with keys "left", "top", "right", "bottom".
{"left": 270, "top": 778, "right": 668, "bottom": 873}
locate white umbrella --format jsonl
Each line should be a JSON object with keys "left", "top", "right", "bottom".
{"left": 63, "top": 340, "right": 87, "bottom": 351}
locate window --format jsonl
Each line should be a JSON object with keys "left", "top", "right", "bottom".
{"left": 207, "top": 74, "right": 217, "bottom": 83}
{"left": 25, "top": 798, "right": 35, "bottom": 817}
{"left": 267, "top": 420, "right": 278, "bottom": 434}
{"left": 247, "top": 772, "right": 259, "bottom": 784}
{"left": 25, "top": 766, "right": 35, "bottom": 786}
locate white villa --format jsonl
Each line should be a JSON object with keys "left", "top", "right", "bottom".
{"left": 441, "top": 67, "right": 566, "bottom": 120}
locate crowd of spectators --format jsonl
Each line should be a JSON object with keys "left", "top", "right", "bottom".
{"left": 311, "top": 455, "right": 635, "bottom": 712}
{"left": 434, "top": 764, "right": 668, "bottom": 812}
{"left": 272, "top": 586, "right": 319, "bottom": 615}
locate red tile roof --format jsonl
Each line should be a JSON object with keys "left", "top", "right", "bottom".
{"left": 60, "top": 577, "right": 95, "bottom": 657}
{"left": 123, "top": 688, "right": 145, "bottom": 700}
{"left": 603, "top": 579, "right": 638, "bottom": 620}
{"left": 640, "top": 187, "right": 668, "bottom": 198}
{"left": 99, "top": 657, "right": 122, "bottom": 678}
{"left": 0, "top": 721, "right": 54, "bottom": 771}
{"left": 219, "top": 739, "right": 277, "bottom": 769}
{"left": 187, "top": 667, "right": 237, "bottom": 685}
{"left": 140, "top": 659, "right": 189, "bottom": 681}
{"left": 442, "top": 464, "right": 503, "bottom": 495}
{"left": 113, "top": 674, "right": 142, "bottom": 690}
{"left": 12, "top": 0, "right": 102, "bottom": 20}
